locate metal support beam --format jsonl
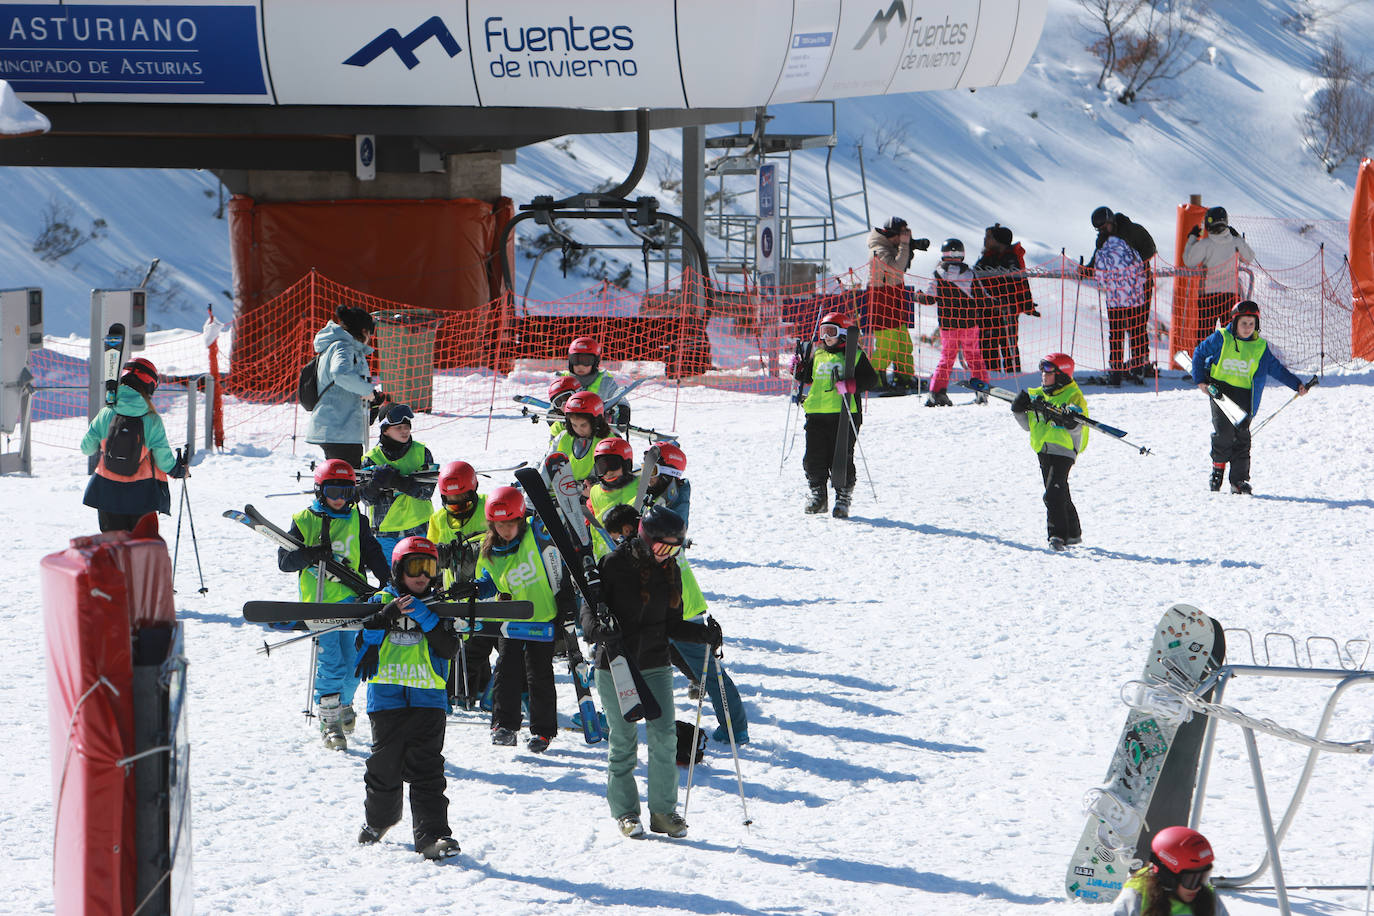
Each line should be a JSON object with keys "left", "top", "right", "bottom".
{"left": 682, "top": 124, "right": 705, "bottom": 250}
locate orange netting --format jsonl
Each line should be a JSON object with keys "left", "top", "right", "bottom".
{"left": 22, "top": 221, "right": 1366, "bottom": 453}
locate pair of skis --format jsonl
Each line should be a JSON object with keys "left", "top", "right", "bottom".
{"left": 831, "top": 324, "right": 861, "bottom": 492}
{"left": 516, "top": 457, "right": 661, "bottom": 736}
{"left": 959, "top": 379, "right": 1153, "bottom": 456}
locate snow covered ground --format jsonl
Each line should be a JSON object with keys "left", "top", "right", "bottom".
{"left": 6, "top": 370, "right": 1374, "bottom": 914}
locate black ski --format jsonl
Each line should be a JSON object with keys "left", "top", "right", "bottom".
{"left": 516, "top": 461, "right": 657, "bottom": 727}
{"left": 223, "top": 505, "right": 380, "bottom": 597}
{"left": 516, "top": 403, "right": 675, "bottom": 442}
{"left": 959, "top": 378, "right": 1153, "bottom": 455}
{"left": 102, "top": 322, "right": 126, "bottom": 407}
{"left": 830, "top": 323, "right": 860, "bottom": 491}
{"left": 243, "top": 600, "right": 544, "bottom": 637}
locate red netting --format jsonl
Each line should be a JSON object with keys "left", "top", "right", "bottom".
{"left": 21, "top": 232, "right": 1366, "bottom": 453}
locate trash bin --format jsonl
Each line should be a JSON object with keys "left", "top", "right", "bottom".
{"left": 373, "top": 309, "right": 442, "bottom": 412}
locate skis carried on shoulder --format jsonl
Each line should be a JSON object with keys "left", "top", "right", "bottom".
{"left": 830, "top": 324, "right": 860, "bottom": 492}
{"left": 959, "top": 379, "right": 1153, "bottom": 456}
{"left": 1174, "top": 352, "right": 1247, "bottom": 425}
{"left": 223, "top": 505, "right": 380, "bottom": 597}
{"left": 633, "top": 445, "right": 660, "bottom": 511}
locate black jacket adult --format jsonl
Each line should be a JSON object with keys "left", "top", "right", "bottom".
{"left": 583, "top": 538, "right": 710, "bottom": 671}
{"left": 1088, "top": 213, "right": 1157, "bottom": 269}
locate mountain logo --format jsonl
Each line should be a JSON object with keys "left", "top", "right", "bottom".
{"left": 344, "top": 16, "right": 462, "bottom": 70}
{"left": 853, "top": 1, "right": 907, "bottom": 50}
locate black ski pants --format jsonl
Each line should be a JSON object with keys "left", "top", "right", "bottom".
{"left": 1106, "top": 307, "right": 1149, "bottom": 374}
{"left": 491, "top": 636, "right": 557, "bottom": 738}
{"left": 1197, "top": 291, "right": 1236, "bottom": 339}
{"left": 803, "top": 410, "right": 860, "bottom": 492}
{"left": 364, "top": 707, "right": 451, "bottom": 849}
{"left": 1209, "top": 398, "right": 1252, "bottom": 484}
{"left": 1037, "top": 452, "right": 1081, "bottom": 541}
{"left": 98, "top": 510, "right": 142, "bottom": 532}
{"left": 449, "top": 634, "right": 497, "bottom": 706}
{"left": 320, "top": 443, "right": 364, "bottom": 469}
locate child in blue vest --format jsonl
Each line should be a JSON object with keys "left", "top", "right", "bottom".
{"left": 354, "top": 536, "right": 462, "bottom": 861}
{"left": 1190, "top": 300, "right": 1307, "bottom": 494}
{"left": 361, "top": 404, "right": 437, "bottom": 560}
{"left": 277, "top": 459, "right": 390, "bottom": 749}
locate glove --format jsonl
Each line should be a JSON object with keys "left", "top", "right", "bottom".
{"left": 369, "top": 466, "right": 397, "bottom": 490}
{"left": 1188, "top": 226, "right": 1201, "bottom": 238}
{"left": 703, "top": 617, "right": 724, "bottom": 650}
{"left": 1059, "top": 411, "right": 1080, "bottom": 431}
{"left": 353, "top": 642, "right": 380, "bottom": 680}
{"left": 394, "top": 473, "right": 417, "bottom": 496}
{"left": 169, "top": 451, "right": 190, "bottom": 479}
{"left": 436, "top": 542, "right": 456, "bottom": 567}
{"left": 1011, "top": 389, "right": 1031, "bottom": 414}
{"left": 912, "top": 237, "right": 931, "bottom": 251}
{"left": 1229, "top": 227, "right": 1239, "bottom": 237}
{"left": 370, "top": 389, "right": 389, "bottom": 408}
{"left": 403, "top": 597, "right": 440, "bottom": 632}
{"left": 1207, "top": 383, "right": 1221, "bottom": 399}
{"left": 836, "top": 378, "right": 855, "bottom": 396}
{"left": 788, "top": 351, "right": 801, "bottom": 374}
{"left": 294, "top": 544, "right": 333, "bottom": 567}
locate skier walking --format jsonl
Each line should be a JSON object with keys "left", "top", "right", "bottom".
{"left": 584, "top": 506, "right": 721, "bottom": 838}
{"left": 915, "top": 239, "right": 991, "bottom": 406}
{"left": 306, "top": 305, "right": 389, "bottom": 469}
{"left": 426, "top": 460, "right": 493, "bottom": 707}
{"left": 475, "top": 486, "right": 573, "bottom": 752}
{"left": 1010, "top": 354, "right": 1089, "bottom": 551}
{"left": 1189, "top": 300, "right": 1307, "bottom": 494}
{"left": 1184, "top": 206, "right": 1256, "bottom": 340}
{"left": 791, "top": 312, "right": 879, "bottom": 517}
{"left": 277, "top": 459, "right": 391, "bottom": 749}
{"left": 354, "top": 537, "right": 462, "bottom": 860}
{"left": 80, "top": 357, "right": 185, "bottom": 531}
{"left": 360, "top": 404, "right": 437, "bottom": 561}
{"left": 1111, "top": 826, "right": 1230, "bottom": 916}
{"left": 564, "top": 336, "right": 629, "bottom": 426}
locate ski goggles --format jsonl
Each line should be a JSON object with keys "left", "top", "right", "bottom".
{"left": 570, "top": 354, "right": 597, "bottom": 366}
{"left": 649, "top": 539, "right": 683, "bottom": 559}
{"left": 397, "top": 555, "right": 438, "bottom": 579}
{"left": 1175, "top": 867, "right": 1212, "bottom": 891}
{"left": 1038, "top": 359, "right": 1059, "bottom": 373}
{"left": 819, "top": 323, "right": 846, "bottom": 339}
{"left": 319, "top": 482, "right": 356, "bottom": 502}
{"left": 655, "top": 465, "right": 684, "bottom": 479}
{"left": 380, "top": 404, "right": 415, "bottom": 428}
{"left": 442, "top": 492, "right": 476, "bottom": 511}
{"left": 593, "top": 456, "right": 627, "bottom": 478}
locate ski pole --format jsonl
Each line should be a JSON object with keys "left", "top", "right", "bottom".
{"left": 180, "top": 459, "right": 208, "bottom": 595}
{"left": 1251, "top": 376, "right": 1318, "bottom": 438}
{"left": 682, "top": 668, "right": 707, "bottom": 820}
{"left": 841, "top": 399, "right": 877, "bottom": 500}
{"left": 710, "top": 644, "right": 753, "bottom": 829}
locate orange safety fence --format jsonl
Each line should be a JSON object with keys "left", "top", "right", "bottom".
{"left": 20, "top": 231, "right": 1365, "bottom": 454}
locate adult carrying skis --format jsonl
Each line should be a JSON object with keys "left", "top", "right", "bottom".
{"left": 1010, "top": 354, "right": 1089, "bottom": 551}
{"left": 584, "top": 506, "right": 720, "bottom": 839}
{"left": 1189, "top": 300, "right": 1307, "bottom": 495}
{"left": 791, "top": 312, "right": 878, "bottom": 517}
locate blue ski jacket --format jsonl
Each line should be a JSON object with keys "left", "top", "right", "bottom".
{"left": 358, "top": 584, "right": 459, "bottom": 714}
{"left": 1190, "top": 328, "right": 1302, "bottom": 414}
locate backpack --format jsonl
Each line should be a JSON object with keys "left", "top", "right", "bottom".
{"left": 103, "top": 414, "right": 145, "bottom": 476}
{"left": 297, "top": 351, "right": 335, "bottom": 411}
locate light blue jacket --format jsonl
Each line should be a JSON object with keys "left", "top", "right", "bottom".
{"left": 305, "top": 322, "right": 375, "bottom": 447}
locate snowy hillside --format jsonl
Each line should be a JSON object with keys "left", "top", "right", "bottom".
{"left": 4, "top": 0, "right": 1374, "bottom": 334}
{"left": 8, "top": 376, "right": 1374, "bottom": 914}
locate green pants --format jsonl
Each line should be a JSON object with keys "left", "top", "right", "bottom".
{"left": 595, "top": 664, "right": 678, "bottom": 819}
{"left": 870, "top": 327, "right": 915, "bottom": 376}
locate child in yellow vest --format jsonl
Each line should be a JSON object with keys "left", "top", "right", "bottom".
{"left": 361, "top": 404, "right": 436, "bottom": 560}
{"left": 1011, "top": 353, "right": 1088, "bottom": 552}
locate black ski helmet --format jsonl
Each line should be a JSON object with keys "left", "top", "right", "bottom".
{"left": 940, "top": 238, "right": 965, "bottom": 262}
{"left": 1090, "top": 206, "right": 1114, "bottom": 230}
{"left": 638, "top": 505, "right": 687, "bottom": 544}
{"left": 1204, "top": 206, "right": 1228, "bottom": 232}
{"left": 1229, "top": 299, "right": 1260, "bottom": 333}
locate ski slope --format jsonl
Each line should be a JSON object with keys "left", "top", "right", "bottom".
{"left": 6, "top": 371, "right": 1374, "bottom": 914}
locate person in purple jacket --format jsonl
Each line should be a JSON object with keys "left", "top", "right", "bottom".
{"left": 1190, "top": 300, "right": 1308, "bottom": 494}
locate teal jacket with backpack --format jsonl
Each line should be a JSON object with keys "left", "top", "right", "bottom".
{"left": 305, "top": 322, "right": 375, "bottom": 447}
{"left": 80, "top": 384, "right": 176, "bottom": 516}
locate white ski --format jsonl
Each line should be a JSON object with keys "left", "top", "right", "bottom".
{"left": 1174, "top": 352, "right": 1246, "bottom": 425}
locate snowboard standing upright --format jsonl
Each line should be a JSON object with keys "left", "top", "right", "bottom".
{"left": 1065, "top": 604, "right": 1225, "bottom": 904}
{"left": 830, "top": 324, "right": 860, "bottom": 493}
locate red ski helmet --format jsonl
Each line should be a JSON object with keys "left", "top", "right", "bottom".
{"left": 655, "top": 442, "right": 687, "bottom": 477}
{"left": 121, "top": 357, "right": 159, "bottom": 396}
{"left": 484, "top": 485, "right": 526, "bottom": 522}
{"left": 1151, "top": 826, "right": 1214, "bottom": 875}
{"left": 563, "top": 391, "right": 605, "bottom": 418}
{"left": 594, "top": 437, "right": 633, "bottom": 463}
{"left": 391, "top": 535, "right": 439, "bottom": 581}
{"left": 1229, "top": 300, "right": 1260, "bottom": 333}
{"left": 568, "top": 336, "right": 602, "bottom": 373}
{"left": 313, "top": 458, "right": 357, "bottom": 504}
{"left": 1039, "top": 352, "right": 1075, "bottom": 377}
{"left": 547, "top": 375, "right": 581, "bottom": 407}
{"left": 438, "top": 460, "right": 477, "bottom": 498}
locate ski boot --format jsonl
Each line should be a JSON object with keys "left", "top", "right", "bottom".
{"left": 649, "top": 811, "right": 689, "bottom": 838}
{"left": 832, "top": 487, "right": 853, "bottom": 519}
{"left": 1209, "top": 464, "right": 1225, "bottom": 492}
{"left": 491, "top": 726, "right": 518, "bottom": 746}
{"left": 617, "top": 815, "right": 645, "bottom": 838}
{"left": 527, "top": 734, "right": 553, "bottom": 754}
{"left": 418, "top": 836, "right": 461, "bottom": 860}
{"left": 318, "top": 694, "right": 347, "bottom": 751}
{"left": 1231, "top": 480, "right": 1253, "bottom": 495}
{"left": 974, "top": 391, "right": 988, "bottom": 405}
{"left": 924, "top": 390, "right": 953, "bottom": 407}
{"left": 804, "top": 485, "right": 828, "bottom": 514}
{"left": 358, "top": 823, "right": 388, "bottom": 845}
{"left": 1048, "top": 536, "right": 1067, "bottom": 552}
{"left": 339, "top": 704, "right": 356, "bottom": 736}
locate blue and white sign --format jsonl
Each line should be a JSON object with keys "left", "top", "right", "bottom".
{"left": 756, "top": 162, "right": 779, "bottom": 290}
{"left": 0, "top": 4, "right": 268, "bottom": 98}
